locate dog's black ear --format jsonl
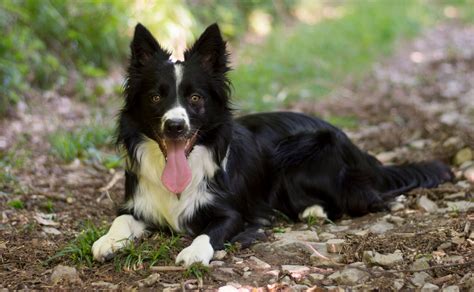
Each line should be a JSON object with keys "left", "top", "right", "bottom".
{"left": 185, "top": 23, "right": 230, "bottom": 74}
{"left": 131, "top": 23, "right": 170, "bottom": 65}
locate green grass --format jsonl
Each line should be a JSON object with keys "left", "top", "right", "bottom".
{"left": 231, "top": 1, "right": 436, "bottom": 112}
{"left": 49, "top": 222, "right": 182, "bottom": 270}
{"left": 49, "top": 122, "right": 116, "bottom": 163}
{"left": 7, "top": 199, "right": 25, "bottom": 209}
{"left": 47, "top": 221, "right": 107, "bottom": 267}
{"left": 183, "top": 263, "right": 210, "bottom": 279}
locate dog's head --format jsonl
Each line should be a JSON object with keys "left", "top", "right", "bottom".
{"left": 123, "top": 23, "right": 231, "bottom": 194}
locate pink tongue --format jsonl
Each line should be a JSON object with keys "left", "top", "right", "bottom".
{"left": 161, "top": 140, "right": 192, "bottom": 194}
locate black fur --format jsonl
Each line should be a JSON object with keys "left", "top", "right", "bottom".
{"left": 117, "top": 23, "right": 453, "bottom": 251}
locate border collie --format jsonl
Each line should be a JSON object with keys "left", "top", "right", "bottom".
{"left": 92, "top": 23, "right": 453, "bottom": 266}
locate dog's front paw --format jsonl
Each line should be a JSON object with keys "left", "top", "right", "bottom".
{"left": 92, "top": 234, "right": 129, "bottom": 262}
{"left": 175, "top": 235, "right": 214, "bottom": 266}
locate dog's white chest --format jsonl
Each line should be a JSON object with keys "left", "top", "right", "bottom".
{"left": 127, "top": 139, "right": 217, "bottom": 231}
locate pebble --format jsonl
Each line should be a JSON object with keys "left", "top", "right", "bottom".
{"left": 411, "top": 257, "right": 430, "bottom": 271}
{"left": 464, "top": 166, "right": 474, "bottom": 182}
{"left": 446, "top": 200, "right": 474, "bottom": 212}
{"left": 390, "top": 202, "right": 405, "bottom": 212}
{"left": 417, "top": 195, "right": 438, "bottom": 213}
{"left": 363, "top": 250, "right": 403, "bottom": 267}
{"left": 274, "top": 230, "right": 319, "bottom": 242}
{"left": 453, "top": 148, "right": 472, "bottom": 165}
{"left": 442, "top": 286, "right": 460, "bottom": 292}
{"left": 444, "top": 192, "right": 466, "bottom": 200}
{"left": 218, "top": 267, "right": 235, "bottom": 275}
{"left": 421, "top": 283, "right": 439, "bottom": 292}
{"left": 281, "top": 265, "right": 310, "bottom": 279}
{"left": 291, "top": 284, "right": 309, "bottom": 291}
{"left": 326, "top": 239, "right": 345, "bottom": 253}
{"left": 308, "top": 273, "right": 325, "bottom": 281}
{"left": 138, "top": 273, "right": 160, "bottom": 287}
{"left": 411, "top": 271, "right": 432, "bottom": 287}
{"left": 210, "top": 260, "right": 225, "bottom": 267}
{"left": 376, "top": 151, "right": 398, "bottom": 163}
{"left": 384, "top": 214, "right": 405, "bottom": 225}
{"left": 328, "top": 225, "right": 349, "bottom": 233}
{"left": 437, "top": 242, "right": 452, "bottom": 250}
{"left": 42, "top": 227, "right": 61, "bottom": 235}
{"left": 368, "top": 221, "right": 394, "bottom": 234}
{"left": 249, "top": 256, "right": 271, "bottom": 270}
{"left": 328, "top": 268, "right": 370, "bottom": 285}
{"left": 393, "top": 279, "right": 405, "bottom": 290}
{"left": 50, "top": 265, "right": 82, "bottom": 285}
{"left": 91, "top": 281, "right": 118, "bottom": 290}
{"left": 319, "top": 232, "right": 336, "bottom": 241}
{"left": 442, "top": 137, "right": 462, "bottom": 148}
{"left": 213, "top": 250, "right": 227, "bottom": 260}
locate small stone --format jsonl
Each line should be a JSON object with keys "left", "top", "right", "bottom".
{"left": 281, "top": 276, "right": 292, "bottom": 285}
{"left": 328, "top": 225, "right": 349, "bottom": 233}
{"left": 210, "top": 260, "right": 225, "bottom": 267}
{"left": 411, "top": 258, "right": 430, "bottom": 271}
{"left": 384, "top": 214, "right": 405, "bottom": 225}
{"left": 281, "top": 265, "right": 310, "bottom": 279}
{"left": 460, "top": 273, "right": 474, "bottom": 288}
{"left": 442, "top": 286, "right": 459, "bottom": 292}
{"left": 443, "top": 255, "right": 463, "bottom": 264}
{"left": 42, "top": 227, "right": 61, "bottom": 235}
{"left": 352, "top": 229, "right": 369, "bottom": 236}
{"left": 213, "top": 250, "right": 227, "bottom": 260}
{"left": 249, "top": 256, "right": 271, "bottom": 270}
{"left": 376, "top": 151, "right": 398, "bottom": 163}
{"left": 368, "top": 221, "right": 395, "bottom": 234}
{"left": 66, "top": 197, "right": 74, "bottom": 204}
{"left": 218, "top": 267, "right": 235, "bottom": 275}
{"left": 92, "top": 281, "right": 118, "bottom": 290}
{"left": 444, "top": 192, "right": 466, "bottom": 200}
{"left": 417, "top": 196, "right": 438, "bottom": 213}
{"left": 363, "top": 250, "right": 403, "bottom": 267}
{"left": 421, "top": 283, "right": 439, "bottom": 292}
{"left": 411, "top": 272, "right": 432, "bottom": 287}
{"left": 243, "top": 271, "right": 252, "bottom": 278}
{"left": 446, "top": 201, "right": 474, "bottom": 212}
{"left": 319, "top": 232, "right": 336, "bottom": 241}
{"left": 308, "top": 273, "right": 325, "bottom": 281}
{"left": 410, "top": 139, "right": 429, "bottom": 149}
{"left": 326, "top": 239, "right": 345, "bottom": 253}
{"left": 232, "top": 256, "right": 243, "bottom": 263}
{"left": 464, "top": 166, "right": 474, "bottom": 182}
{"left": 437, "top": 242, "right": 452, "bottom": 250}
{"left": 456, "top": 180, "right": 470, "bottom": 189}
{"left": 443, "top": 137, "right": 462, "bottom": 148}
{"left": 274, "top": 230, "right": 319, "bottom": 242}
{"left": 393, "top": 279, "right": 405, "bottom": 290}
{"left": 139, "top": 273, "right": 160, "bottom": 287}
{"left": 390, "top": 202, "right": 405, "bottom": 212}
{"left": 453, "top": 148, "right": 473, "bottom": 165}
{"left": 50, "top": 265, "right": 82, "bottom": 285}
{"left": 328, "top": 268, "right": 370, "bottom": 285}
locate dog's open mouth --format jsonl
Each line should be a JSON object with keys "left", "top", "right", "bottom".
{"left": 159, "top": 131, "right": 198, "bottom": 195}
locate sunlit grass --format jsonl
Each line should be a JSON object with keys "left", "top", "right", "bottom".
{"left": 232, "top": 1, "right": 437, "bottom": 112}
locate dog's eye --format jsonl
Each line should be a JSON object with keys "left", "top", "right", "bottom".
{"left": 151, "top": 95, "right": 161, "bottom": 103}
{"left": 189, "top": 94, "right": 202, "bottom": 104}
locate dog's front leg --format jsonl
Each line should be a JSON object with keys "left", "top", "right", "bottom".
{"left": 92, "top": 214, "right": 146, "bottom": 262}
{"left": 176, "top": 211, "right": 243, "bottom": 266}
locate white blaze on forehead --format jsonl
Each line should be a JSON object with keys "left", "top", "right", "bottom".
{"left": 161, "top": 106, "right": 190, "bottom": 131}
{"left": 174, "top": 63, "right": 184, "bottom": 98}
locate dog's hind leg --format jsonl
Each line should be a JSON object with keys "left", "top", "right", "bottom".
{"left": 92, "top": 215, "right": 146, "bottom": 262}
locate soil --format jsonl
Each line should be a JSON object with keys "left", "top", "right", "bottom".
{"left": 1, "top": 24, "right": 473, "bottom": 290}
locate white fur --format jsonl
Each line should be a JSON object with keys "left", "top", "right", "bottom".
{"left": 174, "top": 63, "right": 183, "bottom": 94}
{"left": 299, "top": 204, "right": 328, "bottom": 220}
{"left": 92, "top": 215, "right": 146, "bottom": 262}
{"left": 221, "top": 146, "right": 230, "bottom": 172}
{"left": 175, "top": 234, "right": 214, "bottom": 266}
{"left": 127, "top": 137, "right": 217, "bottom": 231}
{"left": 161, "top": 106, "right": 190, "bottom": 131}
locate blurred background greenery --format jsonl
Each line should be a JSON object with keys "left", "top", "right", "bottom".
{"left": 1, "top": 0, "right": 473, "bottom": 116}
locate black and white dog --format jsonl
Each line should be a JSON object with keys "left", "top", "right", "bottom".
{"left": 92, "top": 23, "right": 453, "bottom": 266}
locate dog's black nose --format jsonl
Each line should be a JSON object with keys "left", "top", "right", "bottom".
{"left": 164, "top": 119, "right": 186, "bottom": 137}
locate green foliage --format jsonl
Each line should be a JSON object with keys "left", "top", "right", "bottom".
{"left": 232, "top": 1, "right": 433, "bottom": 112}
{"left": 42, "top": 200, "right": 55, "bottom": 213}
{"left": 183, "top": 262, "right": 210, "bottom": 279}
{"left": 0, "top": 1, "right": 128, "bottom": 114}
{"left": 47, "top": 221, "right": 107, "bottom": 267}
{"left": 7, "top": 199, "right": 25, "bottom": 209}
{"left": 49, "top": 122, "right": 114, "bottom": 163}
{"left": 113, "top": 233, "right": 182, "bottom": 271}
{"left": 326, "top": 115, "right": 359, "bottom": 129}
{"left": 224, "top": 242, "right": 240, "bottom": 254}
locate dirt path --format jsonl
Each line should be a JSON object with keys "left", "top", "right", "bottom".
{"left": 1, "top": 24, "right": 473, "bottom": 290}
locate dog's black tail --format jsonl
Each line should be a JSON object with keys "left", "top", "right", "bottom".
{"left": 273, "top": 130, "right": 453, "bottom": 219}
{"left": 374, "top": 161, "right": 453, "bottom": 198}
